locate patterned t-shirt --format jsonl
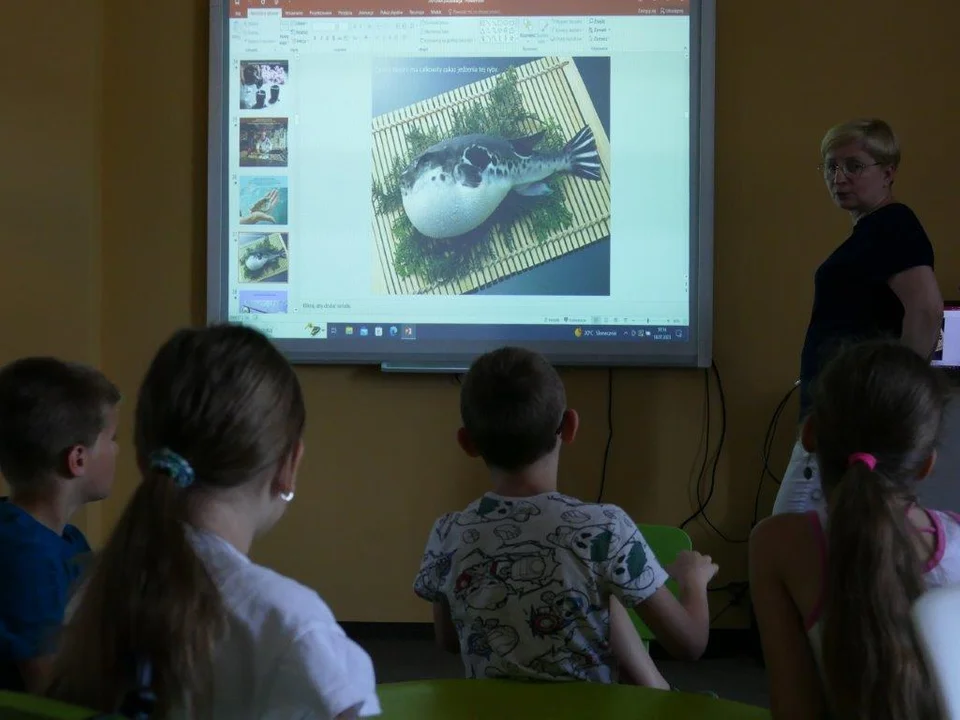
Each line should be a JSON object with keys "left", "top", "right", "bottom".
{"left": 413, "top": 492, "right": 668, "bottom": 683}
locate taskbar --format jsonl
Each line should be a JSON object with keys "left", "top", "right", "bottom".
{"left": 234, "top": 316, "right": 691, "bottom": 343}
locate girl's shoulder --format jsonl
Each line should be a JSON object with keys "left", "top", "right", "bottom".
{"left": 750, "top": 512, "right": 823, "bottom": 572}
{"left": 752, "top": 511, "right": 822, "bottom": 544}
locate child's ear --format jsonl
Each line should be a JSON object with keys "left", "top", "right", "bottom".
{"left": 800, "top": 416, "right": 816, "bottom": 454}
{"left": 457, "top": 427, "right": 480, "bottom": 458}
{"left": 918, "top": 449, "right": 937, "bottom": 481}
{"left": 65, "top": 445, "right": 89, "bottom": 478}
{"left": 560, "top": 409, "right": 579, "bottom": 445}
{"left": 291, "top": 438, "right": 305, "bottom": 474}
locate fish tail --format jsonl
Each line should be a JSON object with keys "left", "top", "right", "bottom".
{"left": 563, "top": 125, "right": 602, "bottom": 181}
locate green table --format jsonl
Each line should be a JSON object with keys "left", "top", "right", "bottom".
{"left": 0, "top": 691, "right": 108, "bottom": 719}
{"left": 377, "top": 679, "right": 771, "bottom": 719}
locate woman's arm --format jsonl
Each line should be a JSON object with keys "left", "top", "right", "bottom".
{"left": 749, "top": 517, "right": 826, "bottom": 720}
{"left": 889, "top": 266, "right": 943, "bottom": 357}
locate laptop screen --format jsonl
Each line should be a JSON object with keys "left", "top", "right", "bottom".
{"left": 932, "top": 302, "right": 960, "bottom": 369}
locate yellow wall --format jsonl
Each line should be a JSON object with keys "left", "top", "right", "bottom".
{"left": 0, "top": 1, "right": 105, "bottom": 538}
{"left": 3, "top": 0, "right": 960, "bottom": 626}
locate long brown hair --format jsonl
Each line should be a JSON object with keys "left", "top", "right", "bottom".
{"left": 47, "top": 324, "right": 305, "bottom": 716}
{"left": 813, "top": 340, "right": 947, "bottom": 720}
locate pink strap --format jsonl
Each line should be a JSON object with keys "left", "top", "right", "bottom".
{"left": 804, "top": 507, "right": 949, "bottom": 633}
{"left": 906, "top": 502, "right": 936, "bottom": 534}
{"left": 922, "top": 509, "right": 946, "bottom": 573}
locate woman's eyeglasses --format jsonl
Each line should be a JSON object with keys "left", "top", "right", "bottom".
{"left": 818, "top": 159, "right": 878, "bottom": 178}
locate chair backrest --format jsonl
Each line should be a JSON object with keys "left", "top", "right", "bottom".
{"left": 912, "top": 585, "right": 960, "bottom": 719}
{"left": 0, "top": 691, "right": 115, "bottom": 719}
{"left": 629, "top": 524, "right": 693, "bottom": 641}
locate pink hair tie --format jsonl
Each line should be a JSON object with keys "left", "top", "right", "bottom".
{"left": 848, "top": 452, "right": 877, "bottom": 470}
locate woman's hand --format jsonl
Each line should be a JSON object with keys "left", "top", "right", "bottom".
{"left": 240, "top": 189, "right": 281, "bottom": 224}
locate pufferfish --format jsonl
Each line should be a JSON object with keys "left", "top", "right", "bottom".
{"left": 399, "top": 125, "right": 602, "bottom": 240}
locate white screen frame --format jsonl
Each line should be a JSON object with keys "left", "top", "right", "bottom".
{"left": 206, "top": 0, "right": 716, "bottom": 371}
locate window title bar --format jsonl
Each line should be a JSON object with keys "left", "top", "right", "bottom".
{"left": 230, "top": 0, "right": 689, "bottom": 18}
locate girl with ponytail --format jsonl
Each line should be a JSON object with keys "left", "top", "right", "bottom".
{"left": 45, "top": 324, "right": 380, "bottom": 719}
{"left": 751, "top": 340, "right": 959, "bottom": 720}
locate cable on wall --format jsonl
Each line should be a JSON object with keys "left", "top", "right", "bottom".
{"left": 752, "top": 382, "right": 799, "bottom": 527}
{"left": 596, "top": 367, "right": 614, "bottom": 502}
{"left": 679, "top": 362, "right": 747, "bottom": 543}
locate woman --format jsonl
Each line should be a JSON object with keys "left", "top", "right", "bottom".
{"left": 773, "top": 118, "right": 942, "bottom": 516}
{"left": 46, "top": 324, "right": 379, "bottom": 719}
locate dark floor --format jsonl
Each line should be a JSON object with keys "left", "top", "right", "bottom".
{"left": 355, "top": 634, "right": 771, "bottom": 709}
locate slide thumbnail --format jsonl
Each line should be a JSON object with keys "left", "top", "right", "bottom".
{"left": 238, "top": 289, "right": 288, "bottom": 314}
{"left": 239, "top": 60, "right": 289, "bottom": 112}
{"left": 239, "top": 232, "right": 289, "bottom": 284}
{"left": 370, "top": 56, "right": 611, "bottom": 297}
{"left": 240, "top": 118, "right": 288, "bottom": 167}
{"left": 239, "top": 175, "right": 289, "bottom": 225}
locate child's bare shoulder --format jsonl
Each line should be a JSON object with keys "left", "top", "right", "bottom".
{"left": 750, "top": 512, "right": 818, "bottom": 567}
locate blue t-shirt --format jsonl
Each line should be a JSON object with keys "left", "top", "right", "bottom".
{"left": 0, "top": 498, "right": 91, "bottom": 691}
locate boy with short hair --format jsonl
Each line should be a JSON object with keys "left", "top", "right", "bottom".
{"left": 0, "top": 357, "right": 120, "bottom": 692}
{"left": 414, "top": 347, "right": 717, "bottom": 685}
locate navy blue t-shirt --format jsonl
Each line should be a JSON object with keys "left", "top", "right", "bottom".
{"left": 799, "top": 202, "right": 934, "bottom": 417}
{"left": 0, "top": 498, "right": 91, "bottom": 691}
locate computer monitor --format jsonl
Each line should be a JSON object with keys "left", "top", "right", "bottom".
{"left": 932, "top": 302, "right": 960, "bottom": 370}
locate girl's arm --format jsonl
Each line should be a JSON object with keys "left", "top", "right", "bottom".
{"left": 749, "top": 517, "right": 827, "bottom": 720}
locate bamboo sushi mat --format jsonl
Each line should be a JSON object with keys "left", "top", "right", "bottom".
{"left": 371, "top": 57, "right": 612, "bottom": 296}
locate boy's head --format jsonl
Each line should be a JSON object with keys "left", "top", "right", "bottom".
{"left": 0, "top": 357, "right": 120, "bottom": 501}
{"left": 458, "top": 347, "right": 577, "bottom": 471}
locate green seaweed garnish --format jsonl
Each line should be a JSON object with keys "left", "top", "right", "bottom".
{"left": 372, "top": 66, "right": 576, "bottom": 289}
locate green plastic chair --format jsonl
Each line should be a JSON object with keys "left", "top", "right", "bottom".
{"left": 629, "top": 524, "right": 693, "bottom": 646}
{"left": 0, "top": 691, "right": 114, "bottom": 719}
{"left": 377, "top": 679, "right": 770, "bottom": 719}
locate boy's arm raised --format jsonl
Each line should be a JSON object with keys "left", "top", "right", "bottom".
{"left": 598, "top": 508, "right": 715, "bottom": 663}
{"left": 633, "top": 551, "right": 716, "bottom": 662}
{"left": 608, "top": 596, "right": 670, "bottom": 688}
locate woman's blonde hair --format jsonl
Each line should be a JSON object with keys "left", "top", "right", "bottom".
{"left": 821, "top": 118, "right": 901, "bottom": 168}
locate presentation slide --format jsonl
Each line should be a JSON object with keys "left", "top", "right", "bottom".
{"left": 211, "top": 0, "right": 711, "bottom": 367}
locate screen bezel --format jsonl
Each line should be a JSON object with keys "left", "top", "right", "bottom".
{"left": 207, "top": 0, "right": 716, "bottom": 370}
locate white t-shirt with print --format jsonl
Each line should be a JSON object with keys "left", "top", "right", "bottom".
{"left": 171, "top": 529, "right": 381, "bottom": 720}
{"left": 414, "top": 492, "right": 667, "bottom": 683}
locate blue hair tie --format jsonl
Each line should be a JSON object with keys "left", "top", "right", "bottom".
{"left": 148, "top": 448, "right": 195, "bottom": 488}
